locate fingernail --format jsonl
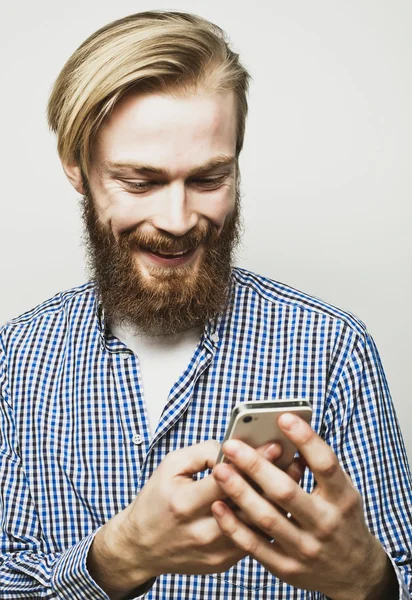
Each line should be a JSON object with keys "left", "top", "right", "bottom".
{"left": 214, "top": 464, "right": 232, "bottom": 482}
{"left": 212, "top": 502, "right": 226, "bottom": 517}
{"left": 264, "top": 443, "right": 279, "bottom": 460}
{"left": 223, "top": 439, "right": 241, "bottom": 456}
{"left": 280, "top": 413, "right": 299, "bottom": 430}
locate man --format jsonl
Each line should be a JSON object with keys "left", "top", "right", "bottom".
{"left": 0, "top": 10, "right": 411, "bottom": 600}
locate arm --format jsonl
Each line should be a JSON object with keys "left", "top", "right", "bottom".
{"left": 0, "top": 388, "right": 225, "bottom": 600}
{"left": 211, "top": 331, "right": 412, "bottom": 598}
{"left": 0, "top": 337, "right": 150, "bottom": 599}
{"left": 0, "top": 399, "right": 112, "bottom": 598}
{"left": 325, "top": 331, "right": 412, "bottom": 597}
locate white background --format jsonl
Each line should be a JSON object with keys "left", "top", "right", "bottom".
{"left": 0, "top": 1, "right": 411, "bottom": 459}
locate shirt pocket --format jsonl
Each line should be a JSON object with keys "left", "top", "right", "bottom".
{"left": 211, "top": 556, "right": 278, "bottom": 591}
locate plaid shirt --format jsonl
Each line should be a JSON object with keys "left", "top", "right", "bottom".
{"left": 0, "top": 267, "right": 411, "bottom": 599}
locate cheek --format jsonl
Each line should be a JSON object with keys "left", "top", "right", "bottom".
{"left": 110, "top": 203, "right": 148, "bottom": 236}
{"left": 197, "top": 187, "right": 236, "bottom": 229}
{"left": 88, "top": 175, "right": 152, "bottom": 236}
{"left": 100, "top": 193, "right": 152, "bottom": 237}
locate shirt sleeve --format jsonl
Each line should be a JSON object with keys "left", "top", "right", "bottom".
{"left": 0, "top": 338, "right": 154, "bottom": 599}
{"left": 323, "top": 330, "right": 412, "bottom": 599}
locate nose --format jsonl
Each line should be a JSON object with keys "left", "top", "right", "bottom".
{"left": 151, "top": 182, "right": 199, "bottom": 236}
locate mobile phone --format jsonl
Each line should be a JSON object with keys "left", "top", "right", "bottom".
{"left": 216, "top": 400, "right": 312, "bottom": 470}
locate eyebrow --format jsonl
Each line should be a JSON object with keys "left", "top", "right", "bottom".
{"left": 102, "top": 155, "right": 236, "bottom": 178}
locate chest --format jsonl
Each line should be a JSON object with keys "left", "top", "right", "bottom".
{"left": 12, "top": 325, "right": 332, "bottom": 599}
{"left": 14, "top": 323, "right": 330, "bottom": 526}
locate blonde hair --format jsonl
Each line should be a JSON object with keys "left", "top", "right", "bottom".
{"left": 47, "top": 11, "right": 250, "bottom": 177}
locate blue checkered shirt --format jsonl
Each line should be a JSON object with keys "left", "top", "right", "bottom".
{"left": 1, "top": 268, "right": 411, "bottom": 599}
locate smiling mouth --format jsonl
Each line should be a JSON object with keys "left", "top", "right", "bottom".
{"left": 150, "top": 249, "right": 191, "bottom": 258}
{"left": 138, "top": 245, "right": 199, "bottom": 267}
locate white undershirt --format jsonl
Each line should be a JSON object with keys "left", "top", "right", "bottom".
{"left": 110, "top": 322, "right": 202, "bottom": 434}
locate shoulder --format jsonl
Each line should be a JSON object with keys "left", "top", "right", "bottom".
{"left": 0, "top": 282, "right": 97, "bottom": 346}
{"left": 231, "top": 267, "right": 367, "bottom": 338}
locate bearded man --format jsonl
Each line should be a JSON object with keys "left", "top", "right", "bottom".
{"left": 0, "top": 11, "right": 411, "bottom": 600}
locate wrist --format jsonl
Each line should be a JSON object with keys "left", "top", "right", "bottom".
{"left": 362, "top": 550, "right": 399, "bottom": 600}
{"left": 87, "top": 509, "right": 156, "bottom": 599}
{"left": 331, "top": 540, "right": 398, "bottom": 600}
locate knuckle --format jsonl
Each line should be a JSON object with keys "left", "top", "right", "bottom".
{"left": 191, "top": 526, "right": 217, "bottom": 548}
{"left": 299, "top": 538, "right": 321, "bottom": 563}
{"left": 280, "top": 558, "right": 301, "bottom": 579}
{"left": 224, "top": 520, "right": 239, "bottom": 538}
{"left": 242, "top": 534, "right": 261, "bottom": 556}
{"left": 246, "top": 452, "right": 262, "bottom": 475}
{"left": 257, "top": 512, "right": 278, "bottom": 533}
{"left": 277, "top": 481, "right": 297, "bottom": 504}
{"left": 317, "top": 455, "right": 339, "bottom": 479}
{"left": 300, "top": 426, "right": 316, "bottom": 446}
{"left": 206, "top": 551, "right": 224, "bottom": 568}
{"left": 216, "top": 515, "right": 237, "bottom": 537}
{"left": 341, "top": 490, "right": 361, "bottom": 517}
{"left": 228, "top": 480, "right": 246, "bottom": 502}
{"left": 316, "top": 511, "right": 340, "bottom": 541}
{"left": 209, "top": 551, "right": 239, "bottom": 571}
{"left": 168, "top": 494, "right": 189, "bottom": 520}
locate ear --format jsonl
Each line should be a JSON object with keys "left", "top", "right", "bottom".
{"left": 62, "top": 162, "right": 85, "bottom": 194}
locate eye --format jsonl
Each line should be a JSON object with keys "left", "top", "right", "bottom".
{"left": 191, "top": 175, "right": 227, "bottom": 189}
{"left": 122, "top": 180, "right": 155, "bottom": 193}
{"left": 120, "top": 174, "right": 228, "bottom": 193}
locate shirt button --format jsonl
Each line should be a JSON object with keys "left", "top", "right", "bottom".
{"left": 211, "top": 332, "right": 219, "bottom": 343}
{"left": 132, "top": 434, "right": 142, "bottom": 445}
{"left": 120, "top": 352, "right": 130, "bottom": 360}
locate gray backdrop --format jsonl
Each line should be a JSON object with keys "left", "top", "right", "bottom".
{"left": 0, "top": 0, "right": 411, "bottom": 459}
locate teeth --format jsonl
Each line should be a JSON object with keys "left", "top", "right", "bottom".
{"left": 158, "top": 250, "right": 188, "bottom": 257}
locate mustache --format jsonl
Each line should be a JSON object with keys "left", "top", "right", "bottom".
{"left": 121, "top": 223, "right": 219, "bottom": 254}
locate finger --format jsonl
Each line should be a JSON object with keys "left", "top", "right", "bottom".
{"left": 232, "top": 504, "right": 285, "bottom": 542}
{"left": 180, "top": 442, "right": 283, "bottom": 512}
{"left": 182, "top": 441, "right": 284, "bottom": 513}
{"left": 176, "top": 441, "right": 282, "bottom": 472}
{"left": 212, "top": 500, "right": 291, "bottom": 572}
{"left": 240, "top": 442, "right": 283, "bottom": 492}
{"left": 221, "top": 442, "right": 283, "bottom": 472}
{"left": 162, "top": 441, "right": 227, "bottom": 511}
{"left": 171, "top": 440, "right": 221, "bottom": 477}
{"left": 278, "top": 414, "right": 347, "bottom": 497}
{"left": 285, "top": 456, "right": 306, "bottom": 484}
{"left": 190, "top": 472, "right": 229, "bottom": 511}
{"left": 216, "top": 440, "right": 320, "bottom": 528}
{"left": 213, "top": 462, "right": 307, "bottom": 549}
{"left": 257, "top": 442, "right": 283, "bottom": 463}
{"left": 193, "top": 442, "right": 283, "bottom": 510}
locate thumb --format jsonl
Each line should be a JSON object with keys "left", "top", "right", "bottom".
{"left": 164, "top": 441, "right": 226, "bottom": 512}
{"left": 167, "top": 439, "right": 221, "bottom": 478}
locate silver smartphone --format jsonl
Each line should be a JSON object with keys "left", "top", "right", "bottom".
{"left": 216, "top": 400, "right": 312, "bottom": 470}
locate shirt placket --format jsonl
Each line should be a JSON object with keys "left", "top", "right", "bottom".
{"left": 105, "top": 325, "right": 219, "bottom": 497}
{"left": 141, "top": 329, "right": 219, "bottom": 486}
{"left": 102, "top": 337, "right": 149, "bottom": 502}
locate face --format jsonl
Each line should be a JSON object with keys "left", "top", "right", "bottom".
{"left": 65, "top": 87, "right": 241, "bottom": 335}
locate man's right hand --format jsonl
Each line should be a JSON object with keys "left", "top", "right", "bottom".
{"left": 87, "top": 439, "right": 295, "bottom": 599}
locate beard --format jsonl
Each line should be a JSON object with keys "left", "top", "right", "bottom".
{"left": 81, "top": 183, "right": 242, "bottom": 336}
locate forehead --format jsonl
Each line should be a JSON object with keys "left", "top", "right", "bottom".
{"left": 94, "top": 88, "right": 237, "bottom": 172}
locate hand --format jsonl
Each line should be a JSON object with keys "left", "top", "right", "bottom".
{"left": 212, "top": 414, "right": 398, "bottom": 600}
{"left": 87, "top": 439, "right": 285, "bottom": 599}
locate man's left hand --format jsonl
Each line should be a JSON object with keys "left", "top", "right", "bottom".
{"left": 212, "top": 413, "right": 398, "bottom": 600}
